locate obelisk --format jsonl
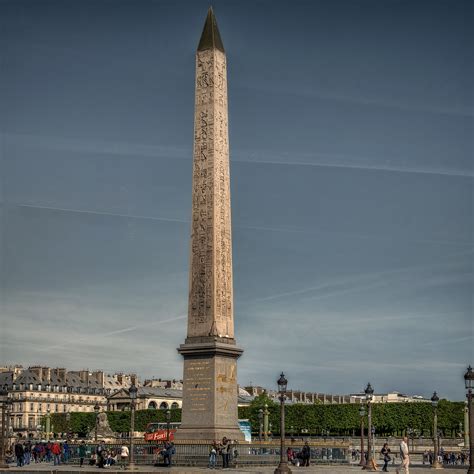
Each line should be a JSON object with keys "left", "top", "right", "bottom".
{"left": 175, "top": 8, "right": 244, "bottom": 442}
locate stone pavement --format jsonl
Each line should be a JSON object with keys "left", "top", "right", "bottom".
{"left": 0, "top": 464, "right": 467, "bottom": 473}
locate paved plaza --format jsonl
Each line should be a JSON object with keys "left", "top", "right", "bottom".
{"left": 0, "top": 464, "right": 467, "bottom": 473}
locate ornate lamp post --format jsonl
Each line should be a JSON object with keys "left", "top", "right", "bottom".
{"left": 66, "top": 409, "right": 71, "bottom": 440}
{"left": 465, "top": 401, "right": 470, "bottom": 448}
{"left": 359, "top": 404, "right": 366, "bottom": 466}
{"left": 264, "top": 404, "right": 269, "bottom": 442}
{"left": 258, "top": 408, "right": 263, "bottom": 441}
{"left": 464, "top": 366, "right": 474, "bottom": 474}
{"left": 274, "top": 373, "right": 291, "bottom": 474}
{"left": 430, "top": 392, "right": 443, "bottom": 469}
{"left": 165, "top": 409, "right": 171, "bottom": 441}
{"left": 93, "top": 402, "right": 100, "bottom": 442}
{"left": 45, "top": 407, "right": 51, "bottom": 441}
{"left": 129, "top": 384, "right": 138, "bottom": 470}
{"left": 364, "top": 383, "right": 376, "bottom": 471}
{"left": 0, "top": 388, "right": 10, "bottom": 469}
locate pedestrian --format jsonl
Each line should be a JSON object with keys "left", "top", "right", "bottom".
{"left": 78, "top": 441, "right": 87, "bottom": 468}
{"left": 23, "top": 441, "right": 31, "bottom": 465}
{"left": 120, "top": 444, "right": 129, "bottom": 470}
{"left": 52, "top": 441, "right": 62, "bottom": 466}
{"left": 46, "top": 441, "right": 52, "bottom": 462}
{"left": 167, "top": 442, "right": 175, "bottom": 467}
{"left": 208, "top": 442, "right": 217, "bottom": 469}
{"left": 97, "top": 442, "right": 106, "bottom": 468}
{"left": 396, "top": 436, "right": 410, "bottom": 474}
{"left": 63, "top": 440, "right": 70, "bottom": 463}
{"left": 301, "top": 441, "right": 311, "bottom": 467}
{"left": 15, "top": 442, "right": 24, "bottom": 467}
{"left": 161, "top": 442, "right": 169, "bottom": 466}
{"left": 220, "top": 437, "right": 229, "bottom": 468}
{"left": 381, "top": 443, "right": 391, "bottom": 472}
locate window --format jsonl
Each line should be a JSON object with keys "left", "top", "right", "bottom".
{"left": 171, "top": 402, "right": 179, "bottom": 409}
{"left": 30, "top": 403, "right": 34, "bottom": 411}
{"left": 38, "top": 404, "right": 42, "bottom": 412}
{"left": 55, "top": 404, "right": 59, "bottom": 412}
{"left": 159, "top": 402, "right": 168, "bottom": 410}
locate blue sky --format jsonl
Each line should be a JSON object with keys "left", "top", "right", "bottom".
{"left": 0, "top": 0, "right": 472, "bottom": 400}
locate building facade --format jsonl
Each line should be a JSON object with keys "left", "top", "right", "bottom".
{"left": 0, "top": 366, "right": 136, "bottom": 438}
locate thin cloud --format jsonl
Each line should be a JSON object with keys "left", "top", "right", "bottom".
{"left": 239, "top": 82, "right": 474, "bottom": 118}
{"left": 14, "top": 203, "right": 188, "bottom": 224}
{"left": 4, "top": 131, "right": 472, "bottom": 178}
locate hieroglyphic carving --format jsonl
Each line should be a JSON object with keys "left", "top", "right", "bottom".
{"left": 188, "top": 47, "right": 234, "bottom": 339}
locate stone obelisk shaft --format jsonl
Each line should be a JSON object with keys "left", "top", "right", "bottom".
{"left": 176, "top": 8, "right": 244, "bottom": 442}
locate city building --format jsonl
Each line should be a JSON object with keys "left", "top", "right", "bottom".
{"left": 349, "top": 391, "right": 430, "bottom": 403}
{"left": 107, "top": 385, "right": 253, "bottom": 411}
{"left": 245, "top": 385, "right": 352, "bottom": 404}
{"left": 0, "top": 366, "right": 137, "bottom": 438}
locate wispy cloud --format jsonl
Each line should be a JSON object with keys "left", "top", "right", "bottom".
{"left": 4, "top": 131, "right": 472, "bottom": 178}
{"left": 238, "top": 82, "right": 474, "bottom": 118}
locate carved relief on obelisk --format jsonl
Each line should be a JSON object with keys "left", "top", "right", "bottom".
{"left": 176, "top": 7, "right": 244, "bottom": 442}
{"left": 188, "top": 40, "right": 233, "bottom": 341}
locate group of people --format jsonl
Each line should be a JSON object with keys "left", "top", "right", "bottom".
{"left": 286, "top": 442, "right": 311, "bottom": 467}
{"left": 422, "top": 448, "right": 469, "bottom": 466}
{"left": 208, "top": 437, "right": 238, "bottom": 469}
{"left": 10, "top": 440, "right": 71, "bottom": 466}
{"left": 88, "top": 441, "right": 131, "bottom": 469}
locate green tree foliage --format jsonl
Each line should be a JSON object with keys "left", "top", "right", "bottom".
{"left": 52, "top": 401, "right": 464, "bottom": 438}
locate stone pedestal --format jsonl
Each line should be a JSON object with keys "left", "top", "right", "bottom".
{"left": 175, "top": 340, "right": 244, "bottom": 441}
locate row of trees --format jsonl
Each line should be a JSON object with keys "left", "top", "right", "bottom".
{"left": 49, "top": 395, "right": 466, "bottom": 438}
{"left": 241, "top": 394, "right": 466, "bottom": 438}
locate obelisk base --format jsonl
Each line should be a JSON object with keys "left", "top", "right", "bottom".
{"left": 175, "top": 340, "right": 245, "bottom": 442}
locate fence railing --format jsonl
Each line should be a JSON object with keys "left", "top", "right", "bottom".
{"left": 62, "top": 442, "right": 350, "bottom": 467}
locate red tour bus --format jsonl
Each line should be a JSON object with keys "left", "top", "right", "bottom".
{"left": 144, "top": 422, "right": 180, "bottom": 442}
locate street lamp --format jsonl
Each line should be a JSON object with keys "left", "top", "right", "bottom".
{"left": 128, "top": 384, "right": 138, "bottom": 470}
{"left": 430, "top": 392, "right": 443, "bottom": 469}
{"left": 464, "top": 401, "right": 470, "bottom": 448}
{"left": 263, "top": 404, "right": 269, "bottom": 442}
{"left": 274, "top": 372, "right": 291, "bottom": 474}
{"left": 0, "top": 387, "right": 9, "bottom": 469}
{"left": 358, "top": 404, "right": 366, "bottom": 466}
{"left": 45, "top": 407, "right": 51, "bottom": 442}
{"left": 165, "top": 409, "right": 171, "bottom": 442}
{"left": 364, "top": 383, "right": 376, "bottom": 471}
{"left": 464, "top": 365, "right": 474, "bottom": 474}
{"left": 94, "top": 402, "right": 100, "bottom": 442}
{"left": 66, "top": 410, "right": 71, "bottom": 441}
{"left": 258, "top": 408, "right": 263, "bottom": 441}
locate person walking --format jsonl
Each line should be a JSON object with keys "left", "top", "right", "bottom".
{"left": 52, "top": 441, "right": 62, "bottom": 466}
{"left": 23, "top": 441, "right": 31, "bottom": 465}
{"left": 302, "top": 441, "right": 311, "bottom": 467}
{"left": 167, "top": 442, "right": 175, "bottom": 467}
{"left": 63, "top": 440, "right": 70, "bottom": 463}
{"left": 14, "top": 442, "right": 24, "bottom": 467}
{"left": 220, "top": 437, "right": 229, "bottom": 468}
{"left": 120, "top": 444, "right": 129, "bottom": 470}
{"left": 396, "top": 436, "right": 410, "bottom": 474}
{"left": 381, "top": 443, "right": 391, "bottom": 472}
{"left": 208, "top": 442, "right": 217, "bottom": 469}
{"left": 78, "top": 441, "right": 87, "bottom": 468}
